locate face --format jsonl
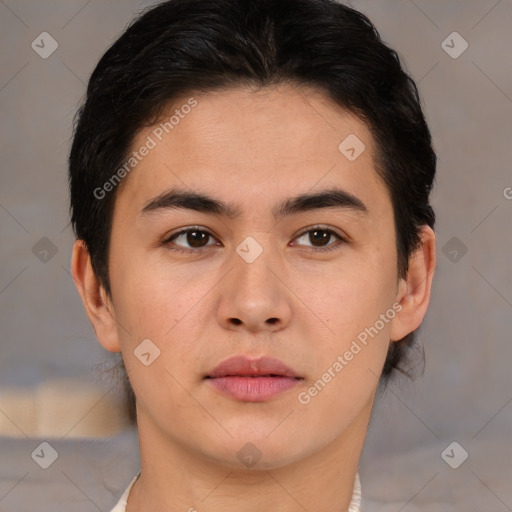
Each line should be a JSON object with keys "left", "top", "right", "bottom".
{"left": 84, "top": 84, "right": 422, "bottom": 469}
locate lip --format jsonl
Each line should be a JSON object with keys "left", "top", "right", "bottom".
{"left": 205, "top": 356, "right": 302, "bottom": 402}
{"left": 207, "top": 355, "right": 299, "bottom": 378}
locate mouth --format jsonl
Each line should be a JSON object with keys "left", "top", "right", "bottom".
{"left": 204, "top": 355, "right": 303, "bottom": 402}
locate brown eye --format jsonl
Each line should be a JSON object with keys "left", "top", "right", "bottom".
{"left": 308, "top": 229, "right": 331, "bottom": 247}
{"left": 184, "top": 230, "right": 209, "bottom": 248}
{"left": 293, "top": 226, "right": 346, "bottom": 252}
{"left": 165, "top": 227, "right": 219, "bottom": 251}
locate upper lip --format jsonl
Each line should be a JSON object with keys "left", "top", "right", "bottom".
{"left": 206, "top": 356, "right": 300, "bottom": 379}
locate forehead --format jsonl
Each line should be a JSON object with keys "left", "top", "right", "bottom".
{"left": 114, "top": 84, "right": 390, "bottom": 221}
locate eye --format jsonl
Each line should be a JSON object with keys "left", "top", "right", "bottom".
{"left": 163, "top": 225, "right": 346, "bottom": 254}
{"left": 164, "top": 226, "right": 219, "bottom": 252}
{"left": 292, "top": 226, "right": 346, "bottom": 252}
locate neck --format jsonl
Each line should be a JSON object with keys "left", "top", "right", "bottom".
{"left": 127, "top": 398, "right": 373, "bottom": 512}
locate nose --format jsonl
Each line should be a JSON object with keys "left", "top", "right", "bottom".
{"left": 216, "top": 243, "right": 292, "bottom": 333}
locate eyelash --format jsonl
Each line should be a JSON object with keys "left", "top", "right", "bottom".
{"left": 163, "top": 225, "right": 347, "bottom": 254}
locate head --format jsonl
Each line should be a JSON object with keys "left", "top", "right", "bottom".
{"left": 69, "top": 0, "right": 436, "bottom": 467}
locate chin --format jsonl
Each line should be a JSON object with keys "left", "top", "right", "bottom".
{"left": 200, "top": 431, "right": 309, "bottom": 471}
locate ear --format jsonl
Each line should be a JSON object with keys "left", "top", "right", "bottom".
{"left": 70, "top": 239, "right": 121, "bottom": 352}
{"left": 390, "top": 225, "right": 436, "bottom": 342}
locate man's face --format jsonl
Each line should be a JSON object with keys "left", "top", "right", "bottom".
{"left": 105, "top": 84, "right": 403, "bottom": 468}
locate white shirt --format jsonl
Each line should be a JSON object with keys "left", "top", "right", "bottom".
{"left": 110, "top": 472, "right": 362, "bottom": 511}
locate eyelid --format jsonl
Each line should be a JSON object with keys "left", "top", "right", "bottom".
{"left": 163, "top": 225, "right": 218, "bottom": 245}
{"left": 292, "top": 224, "right": 348, "bottom": 243}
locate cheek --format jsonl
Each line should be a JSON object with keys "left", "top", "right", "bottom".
{"left": 302, "top": 277, "right": 395, "bottom": 417}
{"left": 309, "top": 247, "right": 398, "bottom": 372}
{"left": 113, "top": 264, "right": 207, "bottom": 403}
{"left": 110, "top": 247, "right": 177, "bottom": 326}
{"left": 109, "top": 252, "right": 222, "bottom": 361}
{"left": 325, "top": 250, "right": 396, "bottom": 325}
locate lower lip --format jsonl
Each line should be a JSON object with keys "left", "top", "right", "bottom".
{"left": 206, "top": 376, "right": 301, "bottom": 402}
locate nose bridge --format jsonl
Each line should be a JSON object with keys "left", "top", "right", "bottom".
{"left": 216, "top": 232, "right": 291, "bottom": 332}
{"left": 233, "top": 232, "right": 280, "bottom": 300}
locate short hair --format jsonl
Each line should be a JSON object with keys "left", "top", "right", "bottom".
{"left": 68, "top": 0, "right": 436, "bottom": 415}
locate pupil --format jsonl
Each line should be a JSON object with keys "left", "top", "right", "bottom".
{"left": 311, "top": 230, "right": 328, "bottom": 246}
{"left": 188, "top": 231, "right": 207, "bottom": 247}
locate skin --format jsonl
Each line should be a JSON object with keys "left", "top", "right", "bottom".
{"left": 72, "top": 83, "right": 436, "bottom": 512}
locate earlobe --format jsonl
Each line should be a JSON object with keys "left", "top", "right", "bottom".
{"left": 70, "top": 240, "right": 122, "bottom": 353}
{"left": 390, "top": 225, "right": 436, "bottom": 342}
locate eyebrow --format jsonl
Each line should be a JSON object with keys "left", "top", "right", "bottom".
{"left": 139, "top": 186, "right": 368, "bottom": 220}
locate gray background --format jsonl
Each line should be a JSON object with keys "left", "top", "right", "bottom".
{"left": 1, "top": 0, "right": 511, "bottom": 510}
